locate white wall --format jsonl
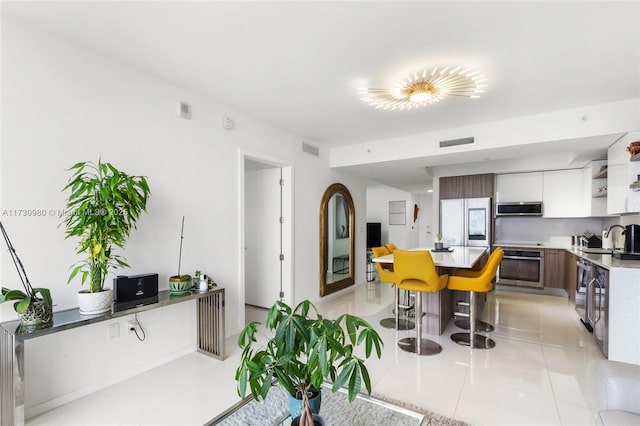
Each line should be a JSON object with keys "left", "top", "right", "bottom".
{"left": 0, "top": 18, "right": 366, "bottom": 415}
{"left": 366, "top": 183, "right": 422, "bottom": 249}
{"left": 25, "top": 302, "right": 197, "bottom": 416}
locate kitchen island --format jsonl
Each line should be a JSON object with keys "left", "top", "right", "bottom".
{"left": 372, "top": 246, "right": 488, "bottom": 269}
{"left": 572, "top": 249, "right": 640, "bottom": 366}
{"left": 372, "top": 246, "right": 488, "bottom": 336}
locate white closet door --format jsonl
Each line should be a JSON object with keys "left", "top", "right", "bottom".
{"left": 245, "top": 168, "right": 281, "bottom": 308}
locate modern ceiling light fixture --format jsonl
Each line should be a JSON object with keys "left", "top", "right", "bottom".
{"left": 358, "top": 66, "right": 487, "bottom": 110}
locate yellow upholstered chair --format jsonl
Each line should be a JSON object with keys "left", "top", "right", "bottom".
{"left": 372, "top": 246, "right": 393, "bottom": 275}
{"left": 371, "top": 247, "right": 414, "bottom": 330}
{"left": 452, "top": 247, "right": 503, "bottom": 332}
{"left": 453, "top": 247, "right": 503, "bottom": 278}
{"left": 385, "top": 242, "right": 398, "bottom": 253}
{"left": 394, "top": 250, "right": 449, "bottom": 355}
{"left": 447, "top": 248, "right": 503, "bottom": 349}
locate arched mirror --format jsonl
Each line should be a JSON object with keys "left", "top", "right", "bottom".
{"left": 320, "top": 183, "right": 355, "bottom": 296}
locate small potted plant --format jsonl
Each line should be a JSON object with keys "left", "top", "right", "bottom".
{"left": 236, "top": 299, "right": 383, "bottom": 426}
{"left": 0, "top": 222, "right": 53, "bottom": 327}
{"left": 168, "top": 274, "right": 192, "bottom": 294}
{"left": 168, "top": 217, "right": 196, "bottom": 294}
{"left": 62, "top": 159, "right": 150, "bottom": 314}
{"left": 0, "top": 287, "right": 52, "bottom": 326}
{"left": 435, "top": 234, "right": 444, "bottom": 250}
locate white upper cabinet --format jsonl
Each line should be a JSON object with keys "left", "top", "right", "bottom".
{"left": 542, "top": 169, "right": 584, "bottom": 217}
{"left": 495, "top": 172, "right": 543, "bottom": 202}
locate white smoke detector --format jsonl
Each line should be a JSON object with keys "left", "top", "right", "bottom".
{"left": 222, "top": 116, "right": 234, "bottom": 130}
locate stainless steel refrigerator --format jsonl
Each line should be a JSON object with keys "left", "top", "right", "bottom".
{"left": 440, "top": 197, "right": 491, "bottom": 247}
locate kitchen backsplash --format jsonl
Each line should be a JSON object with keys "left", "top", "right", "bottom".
{"left": 495, "top": 216, "right": 626, "bottom": 246}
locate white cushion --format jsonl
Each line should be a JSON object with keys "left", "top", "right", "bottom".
{"left": 598, "top": 410, "right": 640, "bottom": 426}
{"left": 596, "top": 360, "right": 640, "bottom": 415}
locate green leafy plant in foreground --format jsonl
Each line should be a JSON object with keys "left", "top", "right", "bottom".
{"left": 235, "top": 299, "right": 383, "bottom": 426}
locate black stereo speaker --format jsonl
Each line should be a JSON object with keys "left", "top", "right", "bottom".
{"left": 113, "top": 273, "right": 159, "bottom": 303}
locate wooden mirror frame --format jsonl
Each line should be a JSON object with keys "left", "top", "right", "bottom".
{"left": 319, "top": 183, "right": 355, "bottom": 296}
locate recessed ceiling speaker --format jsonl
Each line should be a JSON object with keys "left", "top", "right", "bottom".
{"left": 177, "top": 102, "right": 191, "bottom": 119}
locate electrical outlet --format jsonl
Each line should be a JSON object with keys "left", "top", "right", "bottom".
{"left": 128, "top": 319, "right": 138, "bottom": 334}
{"left": 108, "top": 323, "right": 120, "bottom": 340}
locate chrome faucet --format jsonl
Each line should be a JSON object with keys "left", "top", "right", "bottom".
{"left": 604, "top": 224, "right": 625, "bottom": 238}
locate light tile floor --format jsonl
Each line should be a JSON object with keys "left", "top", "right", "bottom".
{"left": 27, "top": 282, "right": 604, "bottom": 425}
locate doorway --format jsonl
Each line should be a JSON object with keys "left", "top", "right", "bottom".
{"left": 241, "top": 153, "right": 292, "bottom": 322}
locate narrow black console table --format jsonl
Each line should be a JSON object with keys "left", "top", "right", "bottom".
{"left": 0, "top": 287, "right": 225, "bottom": 426}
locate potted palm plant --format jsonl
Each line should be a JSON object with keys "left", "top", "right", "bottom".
{"left": 236, "top": 300, "right": 383, "bottom": 426}
{"left": 62, "top": 159, "right": 150, "bottom": 314}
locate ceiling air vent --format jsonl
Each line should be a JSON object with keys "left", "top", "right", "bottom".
{"left": 176, "top": 102, "right": 191, "bottom": 119}
{"left": 302, "top": 142, "right": 320, "bottom": 157}
{"left": 440, "top": 136, "right": 475, "bottom": 148}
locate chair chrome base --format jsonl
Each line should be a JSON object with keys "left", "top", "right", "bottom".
{"left": 379, "top": 317, "right": 415, "bottom": 330}
{"left": 380, "top": 287, "right": 415, "bottom": 330}
{"left": 398, "top": 337, "right": 442, "bottom": 355}
{"left": 451, "top": 332, "right": 496, "bottom": 349}
{"left": 454, "top": 319, "right": 495, "bottom": 332}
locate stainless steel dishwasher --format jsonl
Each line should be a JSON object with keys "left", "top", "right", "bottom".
{"left": 575, "top": 257, "right": 592, "bottom": 327}
{"left": 589, "top": 265, "right": 609, "bottom": 356}
{"left": 575, "top": 258, "right": 609, "bottom": 357}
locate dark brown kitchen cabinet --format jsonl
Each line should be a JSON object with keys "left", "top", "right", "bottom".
{"left": 440, "top": 173, "right": 495, "bottom": 199}
{"left": 544, "top": 249, "right": 565, "bottom": 288}
{"left": 564, "top": 251, "right": 578, "bottom": 303}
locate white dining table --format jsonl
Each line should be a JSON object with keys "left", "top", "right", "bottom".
{"left": 372, "top": 246, "right": 488, "bottom": 269}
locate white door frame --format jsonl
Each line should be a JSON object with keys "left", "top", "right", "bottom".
{"left": 238, "top": 149, "right": 293, "bottom": 327}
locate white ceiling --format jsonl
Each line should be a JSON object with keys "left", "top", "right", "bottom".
{"left": 4, "top": 1, "right": 640, "bottom": 192}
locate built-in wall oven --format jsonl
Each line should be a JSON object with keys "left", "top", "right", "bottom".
{"left": 497, "top": 248, "right": 544, "bottom": 288}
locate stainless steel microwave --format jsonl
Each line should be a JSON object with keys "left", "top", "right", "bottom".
{"left": 495, "top": 202, "right": 543, "bottom": 217}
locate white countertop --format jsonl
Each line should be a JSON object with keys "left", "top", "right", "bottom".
{"left": 372, "top": 246, "right": 488, "bottom": 269}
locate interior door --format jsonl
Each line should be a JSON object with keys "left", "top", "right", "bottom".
{"left": 245, "top": 167, "right": 281, "bottom": 308}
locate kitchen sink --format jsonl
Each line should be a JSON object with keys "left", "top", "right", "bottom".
{"left": 613, "top": 252, "right": 640, "bottom": 260}
{"left": 580, "top": 248, "right": 616, "bottom": 255}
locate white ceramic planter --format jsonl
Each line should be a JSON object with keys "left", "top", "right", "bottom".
{"left": 77, "top": 288, "right": 113, "bottom": 315}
